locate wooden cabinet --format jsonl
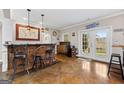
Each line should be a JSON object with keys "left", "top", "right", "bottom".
{"left": 57, "top": 42, "right": 70, "bottom": 56}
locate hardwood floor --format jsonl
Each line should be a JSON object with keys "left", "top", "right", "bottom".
{"left": 4, "top": 54, "right": 124, "bottom": 84}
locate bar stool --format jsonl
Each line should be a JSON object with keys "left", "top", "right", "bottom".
{"left": 12, "top": 45, "right": 29, "bottom": 80}
{"left": 107, "top": 53, "right": 124, "bottom": 79}
{"left": 32, "top": 55, "right": 42, "bottom": 69}
{"left": 46, "top": 45, "right": 56, "bottom": 65}
{"left": 32, "top": 46, "right": 47, "bottom": 70}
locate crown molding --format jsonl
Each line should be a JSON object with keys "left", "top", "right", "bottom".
{"left": 60, "top": 10, "right": 124, "bottom": 30}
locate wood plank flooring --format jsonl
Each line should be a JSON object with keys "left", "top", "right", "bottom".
{"left": 3, "top": 54, "right": 124, "bottom": 84}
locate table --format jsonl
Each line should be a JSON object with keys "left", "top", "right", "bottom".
{"left": 112, "top": 45, "right": 124, "bottom": 66}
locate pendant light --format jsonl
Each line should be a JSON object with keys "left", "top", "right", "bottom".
{"left": 41, "top": 14, "right": 45, "bottom": 32}
{"left": 27, "top": 9, "right": 31, "bottom": 30}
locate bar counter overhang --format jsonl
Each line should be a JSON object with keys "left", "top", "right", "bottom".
{"left": 7, "top": 43, "right": 56, "bottom": 73}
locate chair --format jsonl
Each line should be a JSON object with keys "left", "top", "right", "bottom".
{"left": 32, "top": 46, "right": 47, "bottom": 70}
{"left": 12, "top": 45, "right": 29, "bottom": 80}
{"left": 32, "top": 45, "right": 56, "bottom": 70}
{"left": 32, "top": 55, "right": 42, "bottom": 69}
{"left": 107, "top": 53, "right": 124, "bottom": 79}
{"left": 46, "top": 45, "right": 56, "bottom": 65}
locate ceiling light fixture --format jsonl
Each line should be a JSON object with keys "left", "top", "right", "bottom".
{"left": 41, "top": 14, "right": 45, "bottom": 32}
{"left": 27, "top": 9, "right": 31, "bottom": 30}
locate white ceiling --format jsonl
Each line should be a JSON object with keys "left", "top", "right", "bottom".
{"left": 11, "top": 9, "right": 124, "bottom": 29}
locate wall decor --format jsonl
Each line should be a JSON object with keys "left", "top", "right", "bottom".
{"left": 53, "top": 31, "right": 57, "bottom": 36}
{"left": 72, "top": 32, "right": 75, "bottom": 36}
{"left": 16, "top": 24, "right": 40, "bottom": 41}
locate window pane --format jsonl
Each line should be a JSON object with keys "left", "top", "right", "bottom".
{"left": 82, "top": 33, "right": 90, "bottom": 53}
{"left": 96, "top": 31, "right": 107, "bottom": 56}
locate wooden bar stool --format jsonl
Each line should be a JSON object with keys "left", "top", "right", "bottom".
{"left": 107, "top": 53, "right": 124, "bottom": 79}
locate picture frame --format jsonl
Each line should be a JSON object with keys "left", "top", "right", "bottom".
{"left": 53, "top": 31, "right": 57, "bottom": 36}
{"left": 72, "top": 32, "right": 75, "bottom": 36}
{"left": 16, "top": 24, "right": 40, "bottom": 41}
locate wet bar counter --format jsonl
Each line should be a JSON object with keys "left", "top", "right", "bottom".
{"left": 7, "top": 44, "right": 56, "bottom": 72}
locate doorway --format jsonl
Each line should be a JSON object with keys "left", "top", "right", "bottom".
{"left": 79, "top": 26, "right": 112, "bottom": 62}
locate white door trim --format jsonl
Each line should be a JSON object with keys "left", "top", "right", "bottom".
{"left": 78, "top": 26, "right": 112, "bottom": 62}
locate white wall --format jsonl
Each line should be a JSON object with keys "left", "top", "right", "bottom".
{"left": 0, "top": 18, "right": 14, "bottom": 72}
{"left": 0, "top": 24, "right": 2, "bottom": 60}
{"left": 60, "top": 14, "right": 124, "bottom": 62}
{"left": 60, "top": 14, "right": 124, "bottom": 46}
{"left": 0, "top": 20, "right": 60, "bottom": 72}
{"left": 11, "top": 22, "right": 60, "bottom": 45}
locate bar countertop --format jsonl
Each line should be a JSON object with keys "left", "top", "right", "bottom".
{"left": 6, "top": 43, "right": 56, "bottom": 46}
{"left": 7, "top": 43, "right": 56, "bottom": 72}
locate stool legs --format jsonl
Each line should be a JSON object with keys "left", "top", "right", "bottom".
{"left": 118, "top": 56, "right": 124, "bottom": 79}
{"left": 32, "top": 56, "right": 42, "bottom": 70}
{"left": 25, "top": 58, "right": 29, "bottom": 75}
{"left": 107, "top": 54, "right": 124, "bottom": 80}
{"left": 12, "top": 58, "right": 29, "bottom": 80}
{"left": 12, "top": 59, "right": 16, "bottom": 80}
{"left": 107, "top": 56, "right": 112, "bottom": 76}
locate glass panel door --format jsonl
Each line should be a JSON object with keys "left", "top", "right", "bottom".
{"left": 96, "top": 31, "right": 107, "bottom": 56}
{"left": 82, "top": 32, "right": 90, "bottom": 53}
{"left": 94, "top": 28, "right": 111, "bottom": 62}
{"left": 80, "top": 27, "right": 112, "bottom": 62}
{"left": 81, "top": 31, "right": 92, "bottom": 58}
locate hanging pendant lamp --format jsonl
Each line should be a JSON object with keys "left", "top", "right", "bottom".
{"left": 27, "top": 9, "right": 31, "bottom": 30}
{"left": 41, "top": 14, "right": 45, "bottom": 32}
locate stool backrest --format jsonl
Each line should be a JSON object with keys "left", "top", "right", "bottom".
{"left": 34, "top": 46, "right": 47, "bottom": 56}
{"left": 12, "top": 45, "right": 28, "bottom": 57}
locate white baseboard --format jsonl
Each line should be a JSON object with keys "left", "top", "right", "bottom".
{"left": 76, "top": 55, "right": 109, "bottom": 63}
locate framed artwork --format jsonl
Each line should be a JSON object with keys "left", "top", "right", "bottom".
{"left": 16, "top": 24, "right": 40, "bottom": 41}
{"left": 72, "top": 32, "right": 75, "bottom": 36}
{"left": 64, "top": 34, "right": 69, "bottom": 41}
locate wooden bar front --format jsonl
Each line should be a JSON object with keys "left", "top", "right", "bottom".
{"left": 8, "top": 44, "right": 55, "bottom": 72}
